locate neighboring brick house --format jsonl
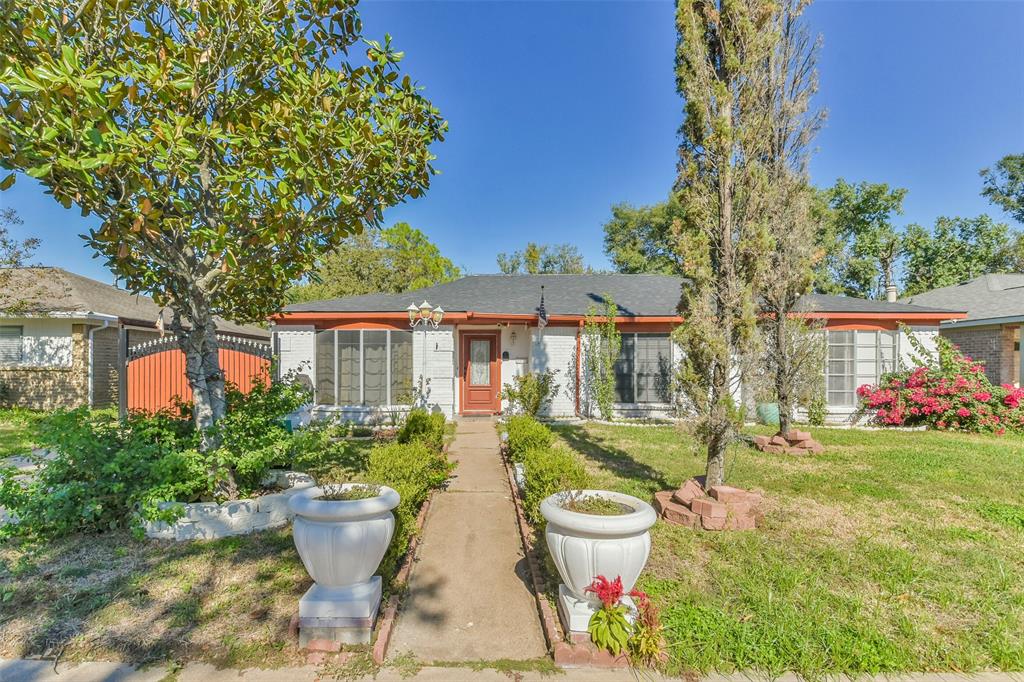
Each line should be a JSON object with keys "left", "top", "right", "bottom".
{"left": 0, "top": 267, "right": 268, "bottom": 410}
{"left": 903, "top": 274, "right": 1024, "bottom": 386}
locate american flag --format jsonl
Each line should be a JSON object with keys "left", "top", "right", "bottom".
{"left": 537, "top": 285, "right": 548, "bottom": 335}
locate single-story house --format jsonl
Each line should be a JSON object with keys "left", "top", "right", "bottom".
{"left": 902, "top": 274, "right": 1024, "bottom": 387}
{"left": 271, "top": 274, "right": 965, "bottom": 423}
{"left": 0, "top": 267, "right": 268, "bottom": 411}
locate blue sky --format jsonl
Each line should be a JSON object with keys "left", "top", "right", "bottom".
{"left": 3, "top": 0, "right": 1023, "bottom": 283}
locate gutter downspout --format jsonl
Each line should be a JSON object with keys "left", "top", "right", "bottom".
{"left": 87, "top": 318, "right": 112, "bottom": 409}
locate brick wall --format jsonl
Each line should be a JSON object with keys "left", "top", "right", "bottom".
{"left": 0, "top": 323, "right": 90, "bottom": 410}
{"left": 941, "top": 325, "right": 1018, "bottom": 385}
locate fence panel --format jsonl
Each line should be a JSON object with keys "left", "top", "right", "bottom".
{"left": 125, "top": 335, "right": 271, "bottom": 414}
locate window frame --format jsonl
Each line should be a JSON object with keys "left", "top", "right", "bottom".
{"left": 0, "top": 325, "right": 24, "bottom": 365}
{"left": 314, "top": 329, "right": 414, "bottom": 407}
{"left": 613, "top": 332, "right": 673, "bottom": 405}
{"left": 825, "top": 329, "right": 899, "bottom": 408}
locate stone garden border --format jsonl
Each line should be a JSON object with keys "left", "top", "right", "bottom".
{"left": 143, "top": 470, "right": 315, "bottom": 541}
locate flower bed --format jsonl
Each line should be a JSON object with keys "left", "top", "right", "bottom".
{"left": 857, "top": 337, "right": 1024, "bottom": 433}
{"left": 143, "top": 470, "right": 314, "bottom": 541}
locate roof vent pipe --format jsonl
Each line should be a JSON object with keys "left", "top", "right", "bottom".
{"left": 886, "top": 283, "right": 898, "bottom": 303}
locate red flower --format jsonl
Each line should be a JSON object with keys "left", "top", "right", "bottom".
{"left": 585, "top": 575, "right": 625, "bottom": 609}
{"left": 957, "top": 407, "right": 972, "bottom": 418}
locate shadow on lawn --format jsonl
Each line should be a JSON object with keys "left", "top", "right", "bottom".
{"left": 5, "top": 529, "right": 305, "bottom": 667}
{"left": 553, "top": 424, "right": 673, "bottom": 494}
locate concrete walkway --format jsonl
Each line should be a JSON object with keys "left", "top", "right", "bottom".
{"left": 388, "top": 417, "right": 547, "bottom": 662}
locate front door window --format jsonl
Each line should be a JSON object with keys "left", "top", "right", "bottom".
{"left": 470, "top": 339, "right": 491, "bottom": 385}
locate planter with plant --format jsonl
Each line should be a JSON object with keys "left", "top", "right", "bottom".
{"left": 288, "top": 482, "right": 401, "bottom": 646}
{"left": 540, "top": 489, "right": 657, "bottom": 633}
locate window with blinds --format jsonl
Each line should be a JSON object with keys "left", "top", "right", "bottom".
{"left": 314, "top": 329, "right": 414, "bottom": 406}
{"left": 826, "top": 329, "right": 898, "bottom": 407}
{"left": 0, "top": 325, "right": 23, "bottom": 365}
{"left": 613, "top": 333, "right": 673, "bottom": 404}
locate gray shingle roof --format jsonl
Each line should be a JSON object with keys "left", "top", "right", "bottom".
{"left": 284, "top": 274, "right": 962, "bottom": 318}
{"left": 901, "top": 274, "right": 1024, "bottom": 322}
{"left": 1, "top": 267, "right": 269, "bottom": 338}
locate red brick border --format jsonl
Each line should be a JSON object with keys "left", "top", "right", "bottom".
{"left": 500, "top": 448, "right": 630, "bottom": 669}
{"left": 370, "top": 447, "right": 443, "bottom": 664}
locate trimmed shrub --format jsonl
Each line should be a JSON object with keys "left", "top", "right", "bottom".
{"left": 397, "top": 408, "right": 446, "bottom": 452}
{"left": 505, "top": 414, "right": 553, "bottom": 462}
{"left": 521, "top": 446, "right": 589, "bottom": 527}
{"left": 364, "top": 440, "right": 454, "bottom": 582}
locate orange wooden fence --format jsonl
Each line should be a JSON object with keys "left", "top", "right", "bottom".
{"left": 124, "top": 335, "right": 271, "bottom": 414}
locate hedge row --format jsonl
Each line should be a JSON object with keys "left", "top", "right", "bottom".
{"left": 504, "top": 415, "right": 589, "bottom": 526}
{"left": 365, "top": 412, "right": 453, "bottom": 583}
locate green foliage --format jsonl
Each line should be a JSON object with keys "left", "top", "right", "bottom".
{"left": 628, "top": 594, "right": 666, "bottom": 669}
{"left": 500, "top": 371, "right": 556, "bottom": 417}
{"left": 288, "top": 222, "right": 460, "bottom": 303}
{"left": 397, "top": 409, "right": 446, "bottom": 452}
{"left": 0, "top": 377, "right": 313, "bottom": 537}
{"left": 807, "top": 395, "right": 827, "bottom": 427}
{"left": 975, "top": 502, "right": 1024, "bottom": 532}
{"left": 520, "top": 446, "right": 589, "bottom": 526}
{"left": 0, "top": 1, "right": 446, "bottom": 324}
{"left": 198, "top": 378, "right": 310, "bottom": 493}
{"left": 588, "top": 605, "right": 631, "bottom": 657}
{"left": 602, "top": 196, "right": 684, "bottom": 275}
{"left": 818, "top": 179, "right": 907, "bottom": 298}
{"left": 901, "top": 215, "right": 1021, "bottom": 296}
{"left": 582, "top": 296, "right": 621, "bottom": 420}
{"left": 496, "top": 242, "right": 587, "bottom": 274}
{"left": 0, "top": 408, "right": 197, "bottom": 537}
{"left": 0, "top": 0, "right": 446, "bottom": 441}
{"left": 505, "top": 415, "right": 554, "bottom": 463}
{"left": 980, "top": 153, "right": 1024, "bottom": 224}
{"left": 364, "top": 439, "right": 452, "bottom": 581}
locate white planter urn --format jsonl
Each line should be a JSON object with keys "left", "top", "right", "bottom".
{"left": 541, "top": 489, "right": 657, "bottom": 633}
{"left": 288, "top": 484, "right": 400, "bottom": 645}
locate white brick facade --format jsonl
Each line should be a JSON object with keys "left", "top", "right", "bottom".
{"left": 413, "top": 325, "right": 457, "bottom": 417}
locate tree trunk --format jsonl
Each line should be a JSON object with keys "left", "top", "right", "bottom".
{"left": 775, "top": 317, "right": 792, "bottom": 436}
{"left": 176, "top": 305, "right": 237, "bottom": 499}
{"left": 705, "top": 422, "right": 727, "bottom": 489}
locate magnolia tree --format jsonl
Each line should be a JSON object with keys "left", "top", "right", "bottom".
{"left": 0, "top": 2, "right": 445, "bottom": 464}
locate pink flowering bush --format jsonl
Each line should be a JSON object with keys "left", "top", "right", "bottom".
{"left": 857, "top": 336, "right": 1024, "bottom": 434}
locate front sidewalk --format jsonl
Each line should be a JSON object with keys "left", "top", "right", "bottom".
{"left": 387, "top": 416, "right": 547, "bottom": 661}
{"left": 3, "top": 659, "right": 1023, "bottom": 682}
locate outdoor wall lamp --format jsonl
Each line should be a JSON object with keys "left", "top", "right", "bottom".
{"left": 408, "top": 300, "right": 444, "bottom": 329}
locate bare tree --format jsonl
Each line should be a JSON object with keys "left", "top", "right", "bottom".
{"left": 759, "top": 0, "right": 827, "bottom": 435}
{"left": 0, "top": 208, "right": 40, "bottom": 314}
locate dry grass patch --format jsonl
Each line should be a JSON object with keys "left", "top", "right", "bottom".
{"left": 0, "top": 529, "right": 309, "bottom": 668}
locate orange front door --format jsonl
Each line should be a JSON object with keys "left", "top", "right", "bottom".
{"left": 461, "top": 332, "right": 500, "bottom": 414}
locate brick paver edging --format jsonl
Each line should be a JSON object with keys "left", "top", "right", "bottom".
{"left": 498, "top": 445, "right": 631, "bottom": 669}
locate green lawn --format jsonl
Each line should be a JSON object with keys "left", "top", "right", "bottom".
{"left": 551, "top": 423, "right": 1024, "bottom": 677}
{"left": 0, "top": 408, "right": 42, "bottom": 459}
